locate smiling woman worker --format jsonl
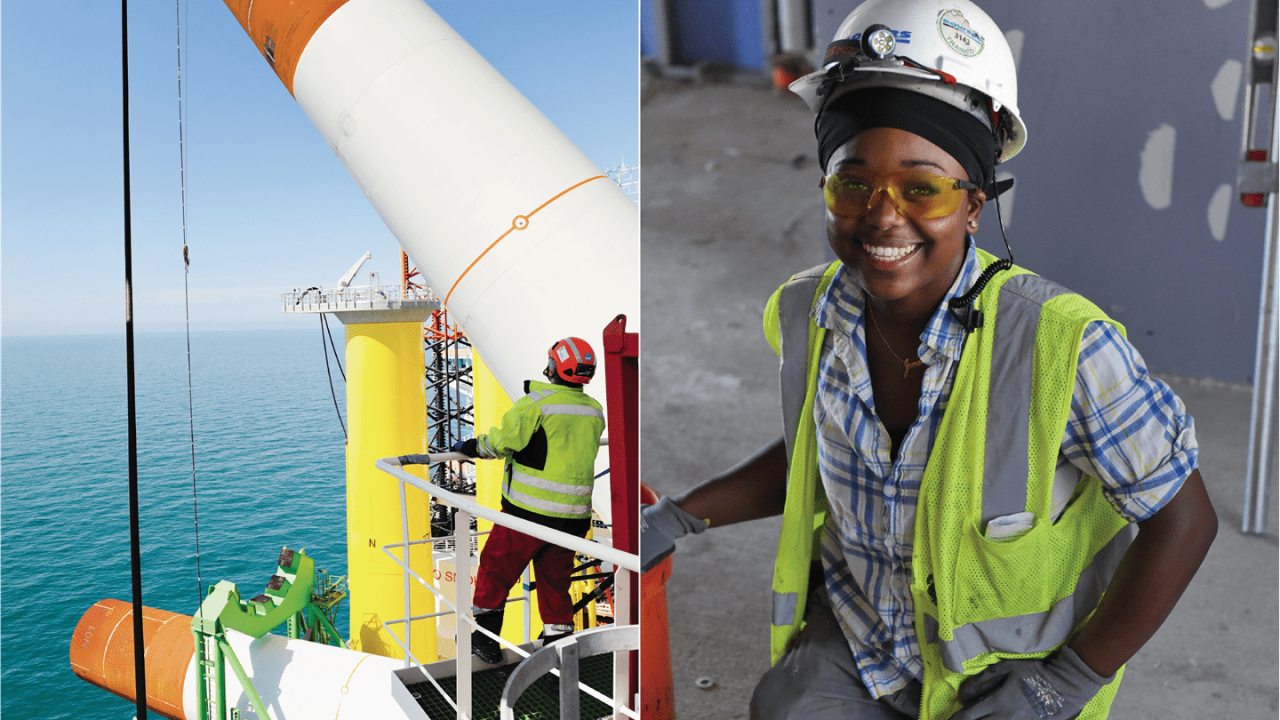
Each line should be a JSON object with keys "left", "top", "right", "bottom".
{"left": 639, "top": 0, "right": 1218, "bottom": 718}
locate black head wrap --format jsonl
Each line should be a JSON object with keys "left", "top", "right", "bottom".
{"left": 816, "top": 87, "right": 997, "bottom": 193}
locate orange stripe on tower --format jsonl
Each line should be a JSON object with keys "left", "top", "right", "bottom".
{"left": 222, "top": 0, "right": 351, "bottom": 95}
{"left": 70, "top": 599, "right": 195, "bottom": 720}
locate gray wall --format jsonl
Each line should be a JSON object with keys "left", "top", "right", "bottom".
{"left": 812, "top": 0, "right": 1270, "bottom": 383}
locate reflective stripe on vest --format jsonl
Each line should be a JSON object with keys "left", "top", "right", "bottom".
{"left": 504, "top": 469, "right": 596, "bottom": 517}
{"left": 477, "top": 435, "right": 501, "bottom": 459}
{"left": 509, "top": 468, "right": 594, "bottom": 498}
{"left": 772, "top": 592, "right": 798, "bottom": 628}
{"left": 778, "top": 265, "right": 829, "bottom": 465}
{"left": 981, "top": 273, "right": 1070, "bottom": 523}
{"left": 771, "top": 264, "right": 836, "bottom": 639}
{"left": 539, "top": 404, "right": 606, "bottom": 421}
{"left": 922, "top": 523, "right": 1136, "bottom": 672}
{"left": 506, "top": 468, "right": 595, "bottom": 518}
{"left": 504, "top": 487, "right": 594, "bottom": 517}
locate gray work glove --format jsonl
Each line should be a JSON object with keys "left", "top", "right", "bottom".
{"left": 951, "top": 646, "right": 1112, "bottom": 720}
{"left": 640, "top": 496, "right": 708, "bottom": 573}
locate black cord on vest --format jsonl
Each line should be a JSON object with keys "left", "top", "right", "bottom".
{"left": 948, "top": 158, "right": 1015, "bottom": 333}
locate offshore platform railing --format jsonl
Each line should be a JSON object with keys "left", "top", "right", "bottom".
{"left": 376, "top": 451, "right": 639, "bottom": 720}
{"left": 282, "top": 284, "right": 440, "bottom": 313}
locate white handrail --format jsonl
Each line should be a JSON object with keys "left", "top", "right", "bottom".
{"left": 375, "top": 458, "right": 637, "bottom": 573}
{"left": 398, "top": 438, "right": 607, "bottom": 465}
{"left": 376, "top": 453, "right": 638, "bottom": 719}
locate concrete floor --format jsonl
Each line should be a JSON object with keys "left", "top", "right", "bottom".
{"left": 640, "top": 77, "right": 1279, "bottom": 719}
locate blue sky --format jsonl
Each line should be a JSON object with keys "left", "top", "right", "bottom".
{"left": 1, "top": 1, "right": 639, "bottom": 335}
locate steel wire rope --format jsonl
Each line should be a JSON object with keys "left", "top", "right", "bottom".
{"left": 174, "top": 0, "right": 206, "bottom": 622}
{"left": 121, "top": 1, "right": 149, "bottom": 717}
{"left": 320, "top": 313, "right": 348, "bottom": 440}
{"left": 323, "top": 311, "right": 347, "bottom": 382}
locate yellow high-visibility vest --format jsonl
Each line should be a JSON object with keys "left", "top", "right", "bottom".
{"left": 763, "top": 249, "right": 1132, "bottom": 719}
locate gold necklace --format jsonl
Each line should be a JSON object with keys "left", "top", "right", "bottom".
{"left": 867, "top": 305, "right": 926, "bottom": 379}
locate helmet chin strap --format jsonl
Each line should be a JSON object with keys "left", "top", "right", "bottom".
{"left": 544, "top": 359, "right": 580, "bottom": 387}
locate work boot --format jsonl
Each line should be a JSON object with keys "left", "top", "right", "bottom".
{"left": 538, "top": 623, "right": 575, "bottom": 646}
{"left": 471, "top": 608, "right": 505, "bottom": 665}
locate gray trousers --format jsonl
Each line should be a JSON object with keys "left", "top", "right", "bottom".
{"left": 749, "top": 593, "right": 921, "bottom": 720}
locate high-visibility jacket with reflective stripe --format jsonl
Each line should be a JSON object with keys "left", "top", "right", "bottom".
{"left": 762, "top": 250, "right": 1134, "bottom": 719}
{"left": 475, "top": 380, "right": 605, "bottom": 519}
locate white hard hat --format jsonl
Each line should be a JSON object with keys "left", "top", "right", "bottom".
{"left": 790, "top": 0, "right": 1026, "bottom": 162}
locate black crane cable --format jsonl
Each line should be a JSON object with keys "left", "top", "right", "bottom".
{"left": 320, "top": 313, "right": 348, "bottom": 440}
{"left": 120, "top": 1, "right": 150, "bottom": 716}
{"left": 322, "top": 312, "right": 347, "bottom": 382}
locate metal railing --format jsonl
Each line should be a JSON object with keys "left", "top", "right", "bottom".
{"left": 376, "top": 452, "right": 639, "bottom": 720}
{"left": 499, "top": 624, "right": 640, "bottom": 720}
{"left": 281, "top": 284, "right": 440, "bottom": 313}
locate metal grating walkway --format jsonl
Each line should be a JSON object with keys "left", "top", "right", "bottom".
{"left": 403, "top": 654, "right": 614, "bottom": 720}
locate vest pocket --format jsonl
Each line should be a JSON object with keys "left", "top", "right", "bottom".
{"left": 950, "top": 519, "right": 1056, "bottom": 630}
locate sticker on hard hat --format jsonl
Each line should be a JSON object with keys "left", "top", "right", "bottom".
{"left": 557, "top": 347, "right": 571, "bottom": 361}
{"left": 848, "top": 29, "right": 912, "bottom": 44}
{"left": 938, "top": 10, "right": 983, "bottom": 58}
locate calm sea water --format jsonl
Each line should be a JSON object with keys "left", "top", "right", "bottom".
{"left": 2, "top": 329, "right": 353, "bottom": 719}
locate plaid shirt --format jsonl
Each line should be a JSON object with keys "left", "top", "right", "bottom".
{"left": 811, "top": 243, "right": 1199, "bottom": 698}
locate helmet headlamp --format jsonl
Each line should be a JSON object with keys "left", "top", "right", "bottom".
{"left": 861, "top": 24, "right": 896, "bottom": 60}
{"left": 789, "top": 0, "right": 1027, "bottom": 162}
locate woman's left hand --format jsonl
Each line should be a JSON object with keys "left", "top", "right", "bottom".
{"left": 952, "top": 646, "right": 1111, "bottom": 719}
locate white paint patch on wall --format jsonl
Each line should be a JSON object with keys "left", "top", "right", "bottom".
{"left": 1139, "top": 124, "right": 1177, "bottom": 210}
{"left": 1208, "top": 183, "right": 1233, "bottom": 241}
{"left": 1211, "top": 59, "right": 1244, "bottom": 120}
{"left": 1203, "top": 0, "right": 1234, "bottom": 9}
{"left": 994, "top": 170, "right": 1016, "bottom": 229}
{"left": 1004, "top": 29, "right": 1024, "bottom": 70}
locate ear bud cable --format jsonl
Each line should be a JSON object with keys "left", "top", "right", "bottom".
{"left": 948, "top": 157, "right": 1014, "bottom": 332}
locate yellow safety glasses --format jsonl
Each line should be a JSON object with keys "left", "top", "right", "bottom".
{"left": 821, "top": 170, "right": 979, "bottom": 220}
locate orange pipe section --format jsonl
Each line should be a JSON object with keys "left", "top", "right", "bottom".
{"left": 70, "top": 599, "right": 195, "bottom": 720}
{"left": 222, "top": 0, "right": 350, "bottom": 95}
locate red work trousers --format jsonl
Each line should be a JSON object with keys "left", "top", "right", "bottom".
{"left": 472, "top": 520, "right": 581, "bottom": 625}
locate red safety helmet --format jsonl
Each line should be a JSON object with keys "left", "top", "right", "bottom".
{"left": 546, "top": 337, "right": 596, "bottom": 384}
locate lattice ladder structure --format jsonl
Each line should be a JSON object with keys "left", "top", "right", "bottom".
{"left": 424, "top": 309, "right": 476, "bottom": 547}
{"left": 1240, "top": 0, "right": 1279, "bottom": 534}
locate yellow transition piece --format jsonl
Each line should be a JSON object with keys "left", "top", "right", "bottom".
{"left": 345, "top": 321, "right": 437, "bottom": 661}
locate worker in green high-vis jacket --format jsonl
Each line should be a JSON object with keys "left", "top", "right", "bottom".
{"left": 454, "top": 337, "right": 605, "bottom": 665}
{"left": 641, "top": 1, "right": 1217, "bottom": 717}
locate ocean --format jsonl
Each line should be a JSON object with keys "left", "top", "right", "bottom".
{"left": 2, "top": 329, "right": 353, "bottom": 719}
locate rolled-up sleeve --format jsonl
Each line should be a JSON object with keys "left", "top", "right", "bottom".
{"left": 1062, "top": 321, "right": 1199, "bottom": 523}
